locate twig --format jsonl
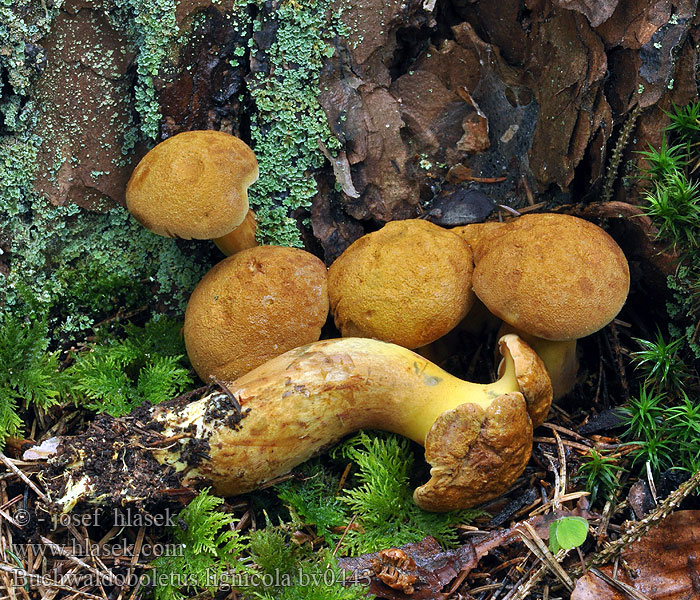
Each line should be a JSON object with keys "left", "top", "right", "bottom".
{"left": 464, "top": 176, "right": 507, "bottom": 183}
{"left": 645, "top": 462, "right": 658, "bottom": 505}
{"left": 498, "top": 204, "right": 521, "bottom": 217}
{"left": 602, "top": 103, "right": 642, "bottom": 203}
{"left": 553, "top": 431, "right": 567, "bottom": 506}
{"left": 39, "top": 537, "right": 119, "bottom": 586}
{"left": 0, "top": 564, "right": 103, "bottom": 600}
{"left": 608, "top": 321, "right": 629, "bottom": 401}
{"left": 588, "top": 567, "right": 652, "bottom": 600}
{"left": 518, "top": 522, "right": 573, "bottom": 591}
{"left": 532, "top": 438, "right": 593, "bottom": 453}
{"left": 504, "top": 549, "right": 571, "bottom": 600}
{"left": 208, "top": 378, "right": 245, "bottom": 423}
{"left": 589, "top": 467, "right": 700, "bottom": 568}
{"left": 332, "top": 514, "right": 357, "bottom": 558}
{"left": 521, "top": 176, "right": 535, "bottom": 206}
{"left": 541, "top": 423, "right": 591, "bottom": 444}
{"left": 528, "top": 491, "right": 590, "bottom": 516}
{"left": 0, "top": 455, "right": 48, "bottom": 503}
{"left": 117, "top": 527, "right": 145, "bottom": 600}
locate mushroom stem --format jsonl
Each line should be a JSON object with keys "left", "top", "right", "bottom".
{"left": 499, "top": 324, "right": 578, "bottom": 401}
{"left": 52, "top": 335, "right": 551, "bottom": 512}
{"left": 213, "top": 208, "right": 258, "bottom": 256}
{"left": 156, "top": 335, "right": 550, "bottom": 504}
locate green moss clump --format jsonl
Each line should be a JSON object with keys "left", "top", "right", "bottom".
{"left": 150, "top": 489, "right": 249, "bottom": 600}
{"left": 68, "top": 316, "right": 192, "bottom": 416}
{"left": 275, "top": 433, "right": 483, "bottom": 556}
{"left": 1, "top": 184, "right": 208, "bottom": 337}
{"left": 0, "top": 314, "right": 66, "bottom": 444}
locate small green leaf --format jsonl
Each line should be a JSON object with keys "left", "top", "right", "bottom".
{"left": 549, "top": 521, "right": 561, "bottom": 554}
{"left": 550, "top": 517, "right": 588, "bottom": 552}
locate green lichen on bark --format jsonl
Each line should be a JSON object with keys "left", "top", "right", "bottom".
{"left": 110, "top": 0, "right": 179, "bottom": 142}
{"left": 1, "top": 0, "right": 344, "bottom": 337}
{"left": 0, "top": 1, "right": 207, "bottom": 338}
{"left": 245, "top": 0, "right": 343, "bottom": 247}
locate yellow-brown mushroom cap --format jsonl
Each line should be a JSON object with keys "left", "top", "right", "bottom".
{"left": 328, "top": 220, "right": 475, "bottom": 349}
{"left": 184, "top": 246, "right": 329, "bottom": 382}
{"left": 473, "top": 214, "right": 630, "bottom": 341}
{"left": 126, "top": 130, "right": 258, "bottom": 239}
{"left": 451, "top": 221, "right": 511, "bottom": 262}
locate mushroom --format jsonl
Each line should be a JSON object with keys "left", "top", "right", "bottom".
{"left": 53, "top": 334, "right": 552, "bottom": 512}
{"left": 126, "top": 129, "right": 258, "bottom": 243}
{"left": 184, "top": 245, "right": 329, "bottom": 382}
{"left": 470, "top": 214, "right": 630, "bottom": 399}
{"left": 328, "top": 220, "right": 475, "bottom": 349}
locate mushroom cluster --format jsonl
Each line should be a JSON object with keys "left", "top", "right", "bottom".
{"left": 121, "top": 130, "right": 628, "bottom": 513}
{"left": 126, "top": 131, "right": 332, "bottom": 382}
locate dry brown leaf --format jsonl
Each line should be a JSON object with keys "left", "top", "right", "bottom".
{"left": 572, "top": 510, "right": 700, "bottom": 600}
{"left": 340, "top": 504, "right": 596, "bottom": 598}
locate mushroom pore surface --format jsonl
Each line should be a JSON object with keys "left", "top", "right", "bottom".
{"left": 184, "top": 245, "right": 329, "bottom": 382}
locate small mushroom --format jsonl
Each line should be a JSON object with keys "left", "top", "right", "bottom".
{"left": 184, "top": 245, "right": 329, "bottom": 382}
{"left": 328, "top": 220, "right": 475, "bottom": 349}
{"left": 126, "top": 130, "right": 258, "bottom": 243}
{"left": 471, "top": 214, "right": 630, "bottom": 399}
{"left": 51, "top": 334, "right": 550, "bottom": 513}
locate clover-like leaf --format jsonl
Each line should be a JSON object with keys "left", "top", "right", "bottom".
{"left": 549, "top": 516, "right": 588, "bottom": 554}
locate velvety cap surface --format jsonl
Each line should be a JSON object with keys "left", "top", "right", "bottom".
{"left": 473, "top": 214, "right": 630, "bottom": 340}
{"left": 328, "top": 219, "right": 475, "bottom": 349}
{"left": 184, "top": 246, "right": 329, "bottom": 382}
{"left": 126, "top": 130, "right": 258, "bottom": 239}
{"left": 451, "top": 221, "right": 511, "bottom": 262}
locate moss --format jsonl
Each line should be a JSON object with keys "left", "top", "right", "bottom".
{"left": 0, "top": 124, "right": 207, "bottom": 340}
{"left": 1, "top": 192, "right": 209, "bottom": 337}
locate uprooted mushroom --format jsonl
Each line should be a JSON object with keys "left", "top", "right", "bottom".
{"left": 47, "top": 334, "right": 552, "bottom": 513}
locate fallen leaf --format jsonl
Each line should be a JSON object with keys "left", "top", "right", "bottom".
{"left": 424, "top": 188, "right": 495, "bottom": 227}
{"left": 339, "top": 536, "right": 477, "bottom": 599}
{"left": 572, "top": 510, "right": 700, "bottom": 600}
{"left": 340, "top": 503, "right": 596, "bottom": 598}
